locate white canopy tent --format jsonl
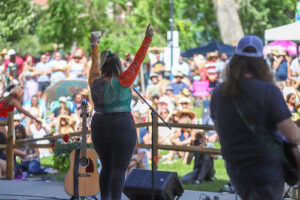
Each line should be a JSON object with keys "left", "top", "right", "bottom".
{"left": 265, "top": 21, "right": 300, "bottom": 42}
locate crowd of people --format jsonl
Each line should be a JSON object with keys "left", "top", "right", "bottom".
{"left": 0, "top": 40, "right": 299, "bottom": 184}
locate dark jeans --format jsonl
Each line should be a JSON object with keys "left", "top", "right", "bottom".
{"left": 20, "top": 160, "right": 41, "bottom": 174}
{"left": 181, "top": 154, "right": 214, "bottom": 183}
{"left": 91, "top": 112, "right": 137, "bottom": 200}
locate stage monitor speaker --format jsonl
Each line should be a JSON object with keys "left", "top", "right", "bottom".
{"left": 123, "top": 169, "right": 184, "bottom": 200}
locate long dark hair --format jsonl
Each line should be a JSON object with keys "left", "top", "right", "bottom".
{"left": 15, "top": 124, "right": 27, "bottom": 139}
{"left": 0, "top": 132, "right": 6, "bottom": 145}
{"left": 0, "top": 84, "right": 24, "bottom": 104}
{"left": 287, "top": 93, "right": 295, "bottom": 104}
{"left": 222, "top": 47, "right": 274, "bottom": 98}
{"left": 100, "top": 51, "right": 123, "bottom": 81}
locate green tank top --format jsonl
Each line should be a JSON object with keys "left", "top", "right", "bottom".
{"left": 91, "top": 77, "right": 131, "bottom": 113}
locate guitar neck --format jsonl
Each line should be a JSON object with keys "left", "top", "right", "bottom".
{"left": 81, "top": 105, "right": 88, "bottom": 158}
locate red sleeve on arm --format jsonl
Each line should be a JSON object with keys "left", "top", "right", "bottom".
{"left": 118, "top": 36, "right": 152, "bottom": 88}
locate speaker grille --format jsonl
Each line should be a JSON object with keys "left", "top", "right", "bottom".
{"left": 124, "top": 169, "right": 184, "bottom": 200}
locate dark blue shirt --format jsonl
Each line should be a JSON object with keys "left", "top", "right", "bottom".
{"left": 276, "top": 60, "right": 288, "bottom": 81}
{"left": 139, "top": 127, "right": 148, "bottom": 144}
{"left": 210, "top": 78, "right": 291, "bottom": 181}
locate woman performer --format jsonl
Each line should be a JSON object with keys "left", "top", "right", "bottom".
{"left": 89, "top": 24, "right": 153, "bottom": 200}
{"left": 0, "top": 84, "right": 42, "bottom": 134}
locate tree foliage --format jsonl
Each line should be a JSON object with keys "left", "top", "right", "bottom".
{"left": 238, "top": 0, "right": 297, "bottom": 39}
{"left": 0, "top": 0, "right": 39, "bottom": 48}
{"left": 0, "top": 0, "right": 299, "bottom": 57}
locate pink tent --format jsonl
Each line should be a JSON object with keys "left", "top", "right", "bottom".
{"left": 193, "top": 81, "right": 210, "bottom": 97}
{"left": 264, "top": 40, "right": 300, "bottom": 56}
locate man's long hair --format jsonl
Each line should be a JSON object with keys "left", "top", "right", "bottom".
{"left": 222, "top": 47, "right": 274, "bottom": 98}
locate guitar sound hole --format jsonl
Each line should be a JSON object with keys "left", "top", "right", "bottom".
{"left": 79, "top": 157, "right": 89, "bottom": 166}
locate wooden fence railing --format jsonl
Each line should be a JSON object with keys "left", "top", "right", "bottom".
{"left": 0, "top": 112, "right": 14, "bottom": 180}
{"left": 0, "top": 112, "right": 220, "bottom": 180}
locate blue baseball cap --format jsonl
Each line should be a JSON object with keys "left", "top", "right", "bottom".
{"left": 235, "top": 35, "right": 264, "bottom": 58}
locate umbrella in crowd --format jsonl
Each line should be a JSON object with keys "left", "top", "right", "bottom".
{"left": 263, "top": 40, "right": 300, "bottom": 56}
{"left": 45, "top": 79, "right": 88, "bottom": 103}
{"left": 181, "top": 41, "right": 235, "bottom": 58}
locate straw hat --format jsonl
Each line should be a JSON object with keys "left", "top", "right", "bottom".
{"left": 1, "top": 48, "right": 7, "bottom": 55}
{"left": 80, "top": 88, "right": 90, "bottom": 96}
{"left": 174, "top": 72, "right": 184, "bottom": 78}
{"left": 176, "top": 109, "right": 195, "bottom": 119}
{"left": 207, "top": 52, "right": 217, "bottom": 58}
{"left": 181, "top": 88, "right": 190, "bottom": 96}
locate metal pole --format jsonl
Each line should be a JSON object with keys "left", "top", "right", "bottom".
{"left": 169, "top": 0, "right": 174, "bottom": 75}
{"left": 297, "top": 42, "right": 299, "bottom": 57}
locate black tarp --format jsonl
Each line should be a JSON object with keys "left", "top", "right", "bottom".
{"left": 181, "top": 41, "right": 235, "bottom": 58}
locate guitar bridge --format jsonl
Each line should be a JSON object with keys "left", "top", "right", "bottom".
{"left": 78, "top": 173, "right": 91, "bottom": 177}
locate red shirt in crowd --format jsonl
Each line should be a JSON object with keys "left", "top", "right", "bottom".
{"left": 0, "top": 100, "right": 14, "bottom": 118}
{"left": 4, "top": 56, "right": 24, "bottom": 76}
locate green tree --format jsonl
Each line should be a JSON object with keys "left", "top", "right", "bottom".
{"left": 36, "top": 0, "right": 91, "bottom": 52}
{"left": 239, "top": 0, "right": 297, "bottom": 39}
{"left": 0, "top": 0, "right": 39, "bottom": 49}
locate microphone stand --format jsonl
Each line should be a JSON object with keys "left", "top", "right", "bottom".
{"left": 132, "top": 87, "right": 171, "bottom": 200}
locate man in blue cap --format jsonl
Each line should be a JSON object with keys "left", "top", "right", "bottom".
{"left": 210, "top": 35, "right": 300, "bottom": 199}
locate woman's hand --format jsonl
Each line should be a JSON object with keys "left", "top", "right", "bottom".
{"left": 145, "top": 24, "right": 154, "bottom": 39}
{"left": 90, "top": 33, "right": 101, "bottom": 45}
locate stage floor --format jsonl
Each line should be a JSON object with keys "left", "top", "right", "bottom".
{"left": 0, "top": 180, "right": 238, "bottom": 200}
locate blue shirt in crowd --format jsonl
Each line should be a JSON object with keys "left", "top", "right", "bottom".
{"left": 168, "top": 82, "right": 188, "bottom": 95}
{"left": 36, "top": 61, "right": 51, "bottom": 82}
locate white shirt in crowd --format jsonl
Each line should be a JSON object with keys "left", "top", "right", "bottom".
{"left": 50, "top": 59, "right": 67, "bottom": 84}
{"left": 290, "top": 57, "right": 300, "bottom": 80}
{"left": 172, "top": 61, "right": 190, "bottom": 77}
{"left": 30, "top": 123, "right": 51, "bottom": 157}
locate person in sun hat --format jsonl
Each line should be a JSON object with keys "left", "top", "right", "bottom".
{"left": 67, "top": 51, "right": 87, "bottom": 80}
{"left": 4, "top": 49, "right": 24, "bottom": 83}
{"left": 176, "top": 108, "right": 196, "bottom": 120}
{"left": 146, "top": 73, "right": 161, "bottom": 98}
{"left": 168, "top": 71, "right": 188, "bottom": 95}
{"left": 273, "top": 49, "right": 288, "bottom": 81}
{"left": 0, "top": 49, "right": 7, "bottom": 73}
{"left": 210, "top": 35, "right": 300, "bottom": 199}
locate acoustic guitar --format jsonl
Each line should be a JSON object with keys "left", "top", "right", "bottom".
{"left": 64, "top": 99, "right": 100, "bottom": 198}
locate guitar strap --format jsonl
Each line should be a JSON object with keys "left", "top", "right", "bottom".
{"left": 233, "top": 100, "right": 294, "bottom": 171}
{"left": 73, "top": 148, "right": 80, "bottom": 198}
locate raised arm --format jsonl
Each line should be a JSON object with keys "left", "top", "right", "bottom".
{"left": 88, "top": 34, "right": 101, "bottom": 85}
{"left": 119, "top": 24, "right": 154, "bottom": 88}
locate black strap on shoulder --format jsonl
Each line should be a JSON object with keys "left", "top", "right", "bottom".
{"left": 73, "top": 148, "right": 80, "bottom": 198}
{"left": 233, "top": 100, "right": 292, "bottom": 169}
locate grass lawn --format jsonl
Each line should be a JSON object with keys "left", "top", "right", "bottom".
{"left": 40, "top": 147, "right": 229, "bottom": 192}
{"left": 39, "top": 106, "right": 229, "bottom": 192}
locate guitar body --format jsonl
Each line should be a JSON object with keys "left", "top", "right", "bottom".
{"left": 64, "top": 148, "right": 100, "bottom": 197}
{"left": 284, "top": 142, "right": 300, "bottom": 185}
